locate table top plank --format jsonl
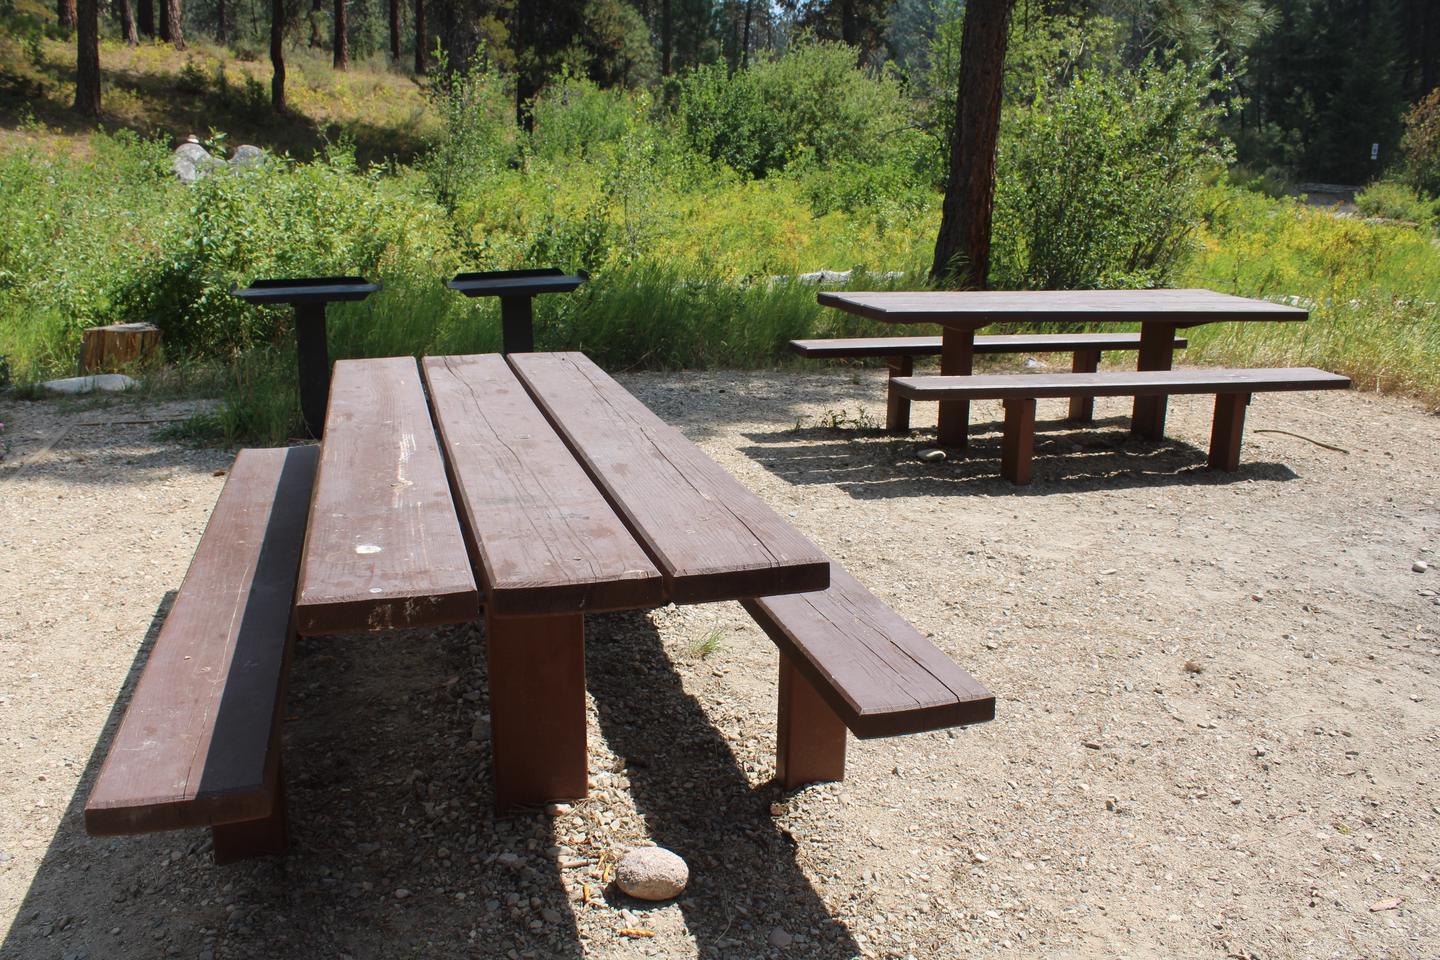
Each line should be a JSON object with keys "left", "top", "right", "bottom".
{"left": 296, "top": 356, "right": 479, "bottom": 635}
{"left": 508, "top": 352, "right": 830, "bottom": 603}
{"left": 422, "top": 354, "right": 665, "bottom": 616}
{"left": 789, "top": 332, "right": 1188, "bottom": 357}
{"left": 892, "top": 367, "right": 1351, "bottom": 400}
{"left": 817, "top": 288, "right": 1308, "bottom": 326}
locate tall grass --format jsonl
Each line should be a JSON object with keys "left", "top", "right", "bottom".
{"left": 1182, "top": 184, "right": 1440, "bottom": 400}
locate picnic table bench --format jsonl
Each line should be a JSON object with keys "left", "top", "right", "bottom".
{"left": 790, "top": 331, "right": 1189, "bottom": 429}
{"left": 892, "top": 367, "right": 1352, "bottom": 484}
{"left": 86, "top": 351, "right": 994, "bottom": 861}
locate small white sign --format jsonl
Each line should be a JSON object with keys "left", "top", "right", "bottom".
{"left": 1371, "top": 143, "right": 1380, "bottom": 161}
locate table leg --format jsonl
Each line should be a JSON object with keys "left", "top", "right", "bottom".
{"left": 486, "top": 609, "right": 588, "bottom": 813}
{"left": 885, "top": 355, "right": 913, "bottom": 433}
{"left": 1067, "top": 348, "right": 1101, "bottom": 422}
{"left": 936, "top": 326, "right": 975, "bottom": 448}
{"left": 294, "top": 302, "right": 330, "bottom": 440}
{"left": 1208, "top": 393, "right": 1250, "bottom": 471}
{"left": 499, "top": 295, "right": 536, "bottom": 354}
{"left": 1131, "top": 322, "right": 1178, "bottom": 440}
{"left": 211, "top": 735, "right": 288, "bottom": 864}
{"left": 776, "top": 652, "right": 847, "bottom": 788}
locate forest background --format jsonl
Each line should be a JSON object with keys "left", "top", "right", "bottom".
{"left": 1, "top": 0, "right": 1438, "bottom": 442}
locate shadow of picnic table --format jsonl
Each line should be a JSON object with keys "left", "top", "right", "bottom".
{"left": 738, "top": 416, "right": 1299, "bottom": 498}
{"left": 3, "top": 602, "right": 858, "bottom": 960}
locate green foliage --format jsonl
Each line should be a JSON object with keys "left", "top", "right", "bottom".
{"left": 1400, "top": 87, "right": 1440, "bottom": 198}
{"left": 990, "top": 55, "right": 1232, "bottom": 289}
{"left": 673, "top": 42, "right": 916, "bottom": 180}
{"left": 1353, "top": 181, "right": 1439, "bottom": 227}
{"left": 422, "top": 64, "right": 516, "bottom": 212}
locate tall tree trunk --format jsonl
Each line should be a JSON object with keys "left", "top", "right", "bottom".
{"left": 159, "top": 0, "right": 183, "bottom": 48}
{"left": 136, "top": 0, "right": 153, "bottom": 36}
{"left": 308, "top": 0, "right": 321, "bottom": 46}
{"left": 215, "top": 0, "right": 226, "bottom": 43}
{"left": 741, "top": 0, "right": 753, "bottom": 69}
{"left": 333, "top": 0, "right": 348, "bottom": 68}
{"left": 271, "top": 0, "right": 285, "bottom": 111}
{"left": 930, "top": 0, "right": 1015, "bottom": 287}
{"left": 413, "top": 0, "right": 426, "bottom": 72}
{"left": 388, "top": 0, "right": 400, "bottom": 61}
{"left": 59, "top": 0, "right": 77, "bottom": 31}
{"left": 116, "top": 0, "right": 138, "bottom": 44}
{"left": 74, "top": 0, "right": 101, "bottom": 116}
{"left": 660, "top": 0, "right": 671, "bottom": 75}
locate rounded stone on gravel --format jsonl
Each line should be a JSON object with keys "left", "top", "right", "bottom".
{"left": 614, "top": 847, "right": 688, "bottom": 900}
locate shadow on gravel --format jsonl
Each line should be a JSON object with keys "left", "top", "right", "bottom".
{"left": 738, "top": 418, "right": 1300, "bottom": 497}
{"left": 586, "top": 611, "right": 862, "bottom": 959}
{"left": 2, "top": 607, "right": 586, "bottom": 960}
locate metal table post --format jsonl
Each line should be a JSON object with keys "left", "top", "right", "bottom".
{"left": 446, "top": 269, "right": 589, "bottom": 355}
{"left": 231, "top": 277, "right": 380, "bottom": 439}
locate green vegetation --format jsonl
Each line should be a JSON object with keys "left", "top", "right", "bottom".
{"left": 3, "top": 4, "right": 1439, "bottom": 444}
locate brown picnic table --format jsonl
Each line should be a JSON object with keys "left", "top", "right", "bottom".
{"left": 85, "top": 350, "right": 993, "bottom": 860}
{"left": 815, "top": 288, "right": 1308, "bottom": 447}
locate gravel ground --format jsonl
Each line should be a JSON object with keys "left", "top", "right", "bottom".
{"left": 1, "top": 366, "right": 1437, "bottom": 960}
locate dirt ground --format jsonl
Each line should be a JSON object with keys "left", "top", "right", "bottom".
{"left": 1, "top": 366, "right": 1437, "bottom": 960}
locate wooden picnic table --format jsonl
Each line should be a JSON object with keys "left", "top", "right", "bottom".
{"left": 294, "top": 351, "right": 830, "bottom": 811}
{"left": 816, "top": 288, "right": 1307, "bottom": 447}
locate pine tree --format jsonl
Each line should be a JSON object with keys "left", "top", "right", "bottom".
{"left": 74, "top": 0, "right": 101, "bottom": 116}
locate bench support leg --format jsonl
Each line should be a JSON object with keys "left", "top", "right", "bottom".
{"left": 487, "top": 610, "right": 588, "bottom": 814}
{"left": 1132, "top": 322, "right": 1179, "bottom": 440}
{"left": 937, "top": 327, "right": 975, "bottom": 448}
{"left": 211, "top": 752, "right": 289, "bottom": 865}
{"left": 1208, "top": 393, "right": 1250, "bottom": 471}
{"left": 776, "top": 653, "right": 847, "bottom": 789}
{"left": 1068, "top": 349, "right": 1100, "bottom": 422}
{"left": 885, "top": 355, "right": 913, "bottom": 433}
{"left": 1001, "top": 398, "right": 1037, "bottom": 485}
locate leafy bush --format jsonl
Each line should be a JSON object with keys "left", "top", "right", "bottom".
{"left": 1400, "top": 87, "right": 1440, "bottom": 198}
{"left": 674, "top": 42, "right": 915, "bottom": 180}
{"left": 990, "top": 54, "right": 1231, "bottom": 289}
{"left": 1354, "top": 181, "right": 1438, "bottom": 227}
{"left": 421, "top": 64, "right": 516, "bottom": 212}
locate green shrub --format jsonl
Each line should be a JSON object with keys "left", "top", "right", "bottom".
{"left": 674, "top": 42, "right": 915, "bottom": 180}
{"left": 990, "top": 54, "right": 1231, "bottom": 289}
{"left": 1400, "top": 87, "right": 1440, "bottom": 198}
{"left": 1354, "top": 181, "right": 1438, "bottom": 227}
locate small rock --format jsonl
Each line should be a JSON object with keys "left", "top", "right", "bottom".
{"left": 1184, "top": 660, "right": 1204, "bottom": 674}
{"left": 615, "top": 847, "right": 689, "bottom": 901}
{"left": 393, "top": 888, "right": 411, "bottom": 900}
{"left": 768, "top": 927, "right": 793, "bottom": 948}
{"left": 915, "top": 447, "right": 946, "bottom": 463}
{"left": 41, "top": 374, "right": 138, "bottom": 395}
{"left": 1414, "top": 560, "right": 1430, "bottom": 573}
{"left": 230, "top": 144, "right": 266, "bottom": 168}
{"left": 541, "top": 908, "right": 562, "bottom": 924}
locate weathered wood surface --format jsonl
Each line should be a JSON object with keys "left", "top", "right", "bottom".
{"left": 893, "top": 367, "right": 1351, "bottom": 401}
{"left": 296, "top": 356, "right": 478, "bottom": 635}
{"left": 508, "top": 352, "right": 830, "bottom": 603}
{"left": 79, "top": 322, "right": 161, "bottom": 373}
{"left": 817, "top": 288, "right": 1309, "bottom": 326}
{"left": 422, "top": 354, "right": 663, "bottom": 616}
{"left": 789, "top": 332, "right": 1188, "bottom": 358}
{"left": 85, "top": 445, "right": 316, "bottom": 837}
{"left": 743, "top": 564, "right": 995, "bottom": 739}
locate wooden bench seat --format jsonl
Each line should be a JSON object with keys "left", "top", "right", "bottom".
{"left": 790, "top": 332, "right": 1188, "bottom": 428}
{"left": 891, "top": 366, "right": 1352, "bottom": 484}
{"left": 743, "top": 563, "right": 995, "bottom": 788}
{"left": 85, "top": 446, "right": 318, "bottom": 864}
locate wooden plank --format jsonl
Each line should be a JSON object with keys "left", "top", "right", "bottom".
{"left": 743, "top": 564, "right": 995, "bottom": 739}
{"left": 1068, "top": 348, "right": 1101, "bottom": 421}
{"left": 508, "top": 352, "right": 830, "bottom": 603}
{"left": 1209, "top": 393, "right": 1250, "bottom": 471}
{"left": 776, "top": 653, "right": 848, "bottom": 788}
{"left": 422, "top": 354, "right": 664, "bottom": 616}
{"left": 486, "top": 610, "right": 589, "bottom": 813}
{"left": 937, "top": 327, "right": 974, "bottom": 448}
{"left": 1001, "top": 399, "right": 1037, "bottom": 485}
{"left": 85, "top": 446, "right": 317, "bottom": 836}
{"left": 790, "top": 332, "right": 1188, "bottom": 357}
{"left": 892, "top": 367, "right": 1351, "bottom": 401}
{"left": 817, "top": 288, "right": 1308, "bottom": 326}
{"left": 1132, "top": 321, "right": 1179, "bottom": 440}
{"left": 295, "top": 357, "right": 478, "bottom": 635}
{"left": 885, "top": 355, "right": 913, "bottom": 433}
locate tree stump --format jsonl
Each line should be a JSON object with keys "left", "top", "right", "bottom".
{"left": 79, "top": 323, "right": 162, "bottom": 373}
